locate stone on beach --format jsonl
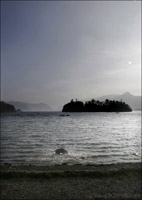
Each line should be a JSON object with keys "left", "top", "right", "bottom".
{"left": 55, "top": 148, "right": 68, "bottom": 155}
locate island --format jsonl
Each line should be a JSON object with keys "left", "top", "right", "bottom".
{"left": 62, "top": 99, "right": 132, "bottom": 112}
{"left": 0, "top": 101, "right": 16, "bottom": 113}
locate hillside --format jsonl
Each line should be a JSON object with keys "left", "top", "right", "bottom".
{"left": 97, "top": 92, "right": 141, "bottom": 111}
{"left": 7, "top": 101, "right": 53, "bottom": 111}
{"left": 0, "top": 101, "right": 16, "bottom": 113}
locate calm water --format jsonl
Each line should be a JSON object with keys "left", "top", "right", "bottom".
{"left": 1, "top": 111, "right": 141, "bottom": 166}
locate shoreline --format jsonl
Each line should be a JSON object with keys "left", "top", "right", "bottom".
{"left": 1, "top": 162, "right": 141, "bottom": 177}
{"left": 1, "top": 162, "right": 141, "bottom": 200}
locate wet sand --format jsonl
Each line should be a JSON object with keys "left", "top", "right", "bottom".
{"left": 1, "top": 162, "right": 141, "bottom": 200}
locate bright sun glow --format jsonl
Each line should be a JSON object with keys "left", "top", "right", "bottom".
{"left": 128, "top": 61, "right": 132, "bottom": 65}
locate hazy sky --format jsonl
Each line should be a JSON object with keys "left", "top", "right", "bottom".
{"left": 1, "top": 1, "right": 141, "bottom": 109}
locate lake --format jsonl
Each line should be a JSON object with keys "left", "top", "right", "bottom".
{"left": 1, "top": 111, "right": 141, "bottom": 166}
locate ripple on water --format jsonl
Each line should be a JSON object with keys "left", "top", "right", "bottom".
{"left": 1, "top": 111, "right": 141, "bottom": 165}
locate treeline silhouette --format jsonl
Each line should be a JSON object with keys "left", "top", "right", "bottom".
{"left": 62, "top": 99, "right": 132, "bottom": 112}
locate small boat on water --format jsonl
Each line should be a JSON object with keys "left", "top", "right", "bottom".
{"left": 59, "top": 114, "right": 70, "bottom": 117}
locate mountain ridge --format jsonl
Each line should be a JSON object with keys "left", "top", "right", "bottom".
{"left": 96, "top": 92, "right": 141, "bottom": 111}
{"left": 5, "top": 92, "right": 141, "bottom": 111}
{"left": 7, "top": 101, "right": 53, "bottom": 111}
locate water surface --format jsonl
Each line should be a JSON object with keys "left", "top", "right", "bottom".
{"left": 1, "top": 111, "right": 141, "bottom": 165}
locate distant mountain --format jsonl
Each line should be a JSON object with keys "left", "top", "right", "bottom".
{"left": 7, "top": 101, "right": 53, "bottom": 111}
{"left": 97, "top": 92, "right": 141, "bottom": 111}
{"left": 97, "top": 94, "right": 118, "bottom": 101}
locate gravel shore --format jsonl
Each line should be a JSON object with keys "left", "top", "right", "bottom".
{"left": 1, "top": 163, "right": 141, "bottom": 200}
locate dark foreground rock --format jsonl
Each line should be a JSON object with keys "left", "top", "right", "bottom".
{"left": 0, "top": 163, "right": 141, "bottom": 200}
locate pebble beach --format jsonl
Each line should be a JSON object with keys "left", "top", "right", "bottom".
{"left": 1, "top": 162, "right": 141, "bottom": 200}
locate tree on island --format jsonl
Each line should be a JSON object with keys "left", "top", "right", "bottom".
{"left": 63, "top": 99, "right": 85, "bottom": 112}
{"left": 62, "top": 99, "right": 132, "bottom": 112}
